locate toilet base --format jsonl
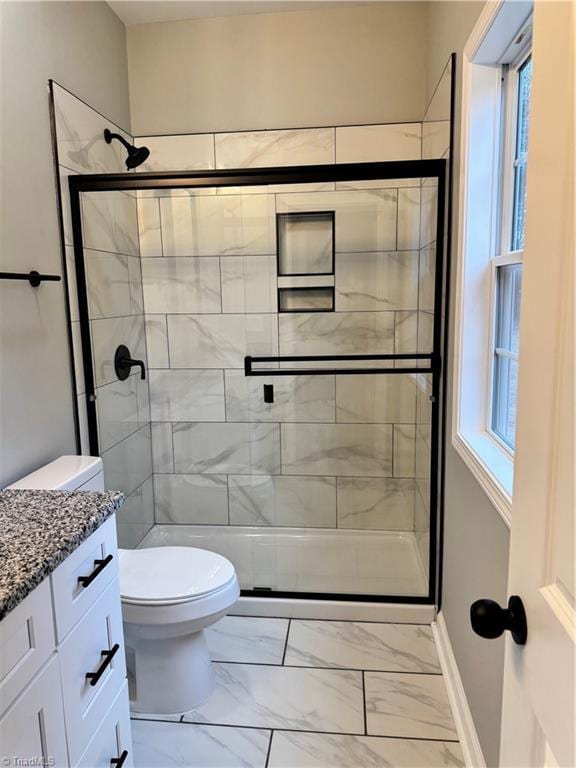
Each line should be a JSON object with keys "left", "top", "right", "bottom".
{"left": 125, "top": 625, "right": 215, "bottom": 714}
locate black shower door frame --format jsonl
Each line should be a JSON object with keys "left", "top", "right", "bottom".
{"left": 69, "top": 159, "right": 447, "bottom": 606}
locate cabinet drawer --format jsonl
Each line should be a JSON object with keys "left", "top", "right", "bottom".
{"left": 76, "top": 682, "right": 133, "bottom": 768}
{"left": 51, "top": 515, "right": 118, "bottom": 641}
{"left": 0, "top": 654, "right": 68, "bottom": 768}
{"left": 59, "top": 577, "right": 126, "bottom": 764}
{"left": 0, "top": 579, "right": 55, "bottom": 717}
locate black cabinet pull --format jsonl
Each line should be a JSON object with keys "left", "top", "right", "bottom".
{"left": 86, "top": 643, "right": 120, "bottom": 687}
{"left": 110, "top": 750, "right": 129, "bottom": 768}
{"left": 78, "top": 554, "right": 113, "bottom": 588}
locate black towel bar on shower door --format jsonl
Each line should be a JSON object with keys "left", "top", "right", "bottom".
{"left": 0, "top": 270, "right": 62, "bottom": 287}
{"left": 244, "top": 353, "right": 439, "bottom": 376}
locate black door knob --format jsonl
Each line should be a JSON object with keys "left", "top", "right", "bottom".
{"left": 470, "top": 595, "right": 528, "bottom": 645}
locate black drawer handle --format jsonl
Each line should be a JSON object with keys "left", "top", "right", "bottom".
{"left": 86, "top": 643, "right": 120, "bottom": 687}
{"left": 78, "top": 554, "right": 114, "bottom": 588}
{"left": 110, "top": 750, "right": 129, "bottom": 768}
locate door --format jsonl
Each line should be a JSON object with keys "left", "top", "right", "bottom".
{"left": 500, "top": 2, "right": 575, "bottom": 766}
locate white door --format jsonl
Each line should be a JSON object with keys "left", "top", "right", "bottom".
{"left": 500, "top": 1, "right": 575, "bottom": 766}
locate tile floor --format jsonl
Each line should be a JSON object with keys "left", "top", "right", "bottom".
{"left": 131, "top": 616, "right": 464, "bottom": 767}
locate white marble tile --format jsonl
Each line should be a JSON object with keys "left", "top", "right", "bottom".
{"left": 91, "top": 314, "right": 147, "bottom": 387}
{"left": 285, "top": 620, "right": 439, "bottom": 673}
{"left": 225, "top": 371, "right": 335, "bottom": 423}
{"left": 277, "top": 275, "right": 335, "bottom": 289}
{"left": 53, "top": 83, "right": 130, "bottom": 174}
{"left": 215, "top": 128, "right": 334, "bottom": 169}
{"left": 422, "top": 120, "right": 451, "bottom": 160}
{"left": 71, "top": 321, "right": 85, "bottom": 395}
{"left": 335, "top": 251, "right": 418, "bottom": 312}
{"left": 419, "top": 246, "right": 436, "bottom": 313}
{"left": 168, "top": 314, "right": 278, "bottom": 368}
{"left": 77, "top": 394, "right": 90, "bottom": 454}
{"left": 206, "top": 616, "right": 289, "bottom": 664}
{"left": 336, "top": 374, "right": 416, "bottom": 424}
{"left": 268, "top": 730, "right": 464, "bottom": 768}
{"left": 173, "top": 422, "right": 280, "bottom": 475}
{"left": 59, "top": 167, "right": 74, "bottom": 246}
{"left": 228, "top": 475, "right": 336, "bottom": 527}
{"left": 137, "top": 197, "right": 162, "bottom": 257}
{"left": 129, "top": 255, "right": 145, "bottom": 315}
{"left": 417, "top": 311, "right": 434, "bottom": 354}
{"left": 335, "top": 178, "right": 419, "bottom": 191}
{"left": 141, "top": 257, "right": 221, "bottom": 314}
{"left": 145, "top": 314, "right": 169, "bottom": 368}
{"left": 154, "top": 474, "right": 228, "bottom": 524}
{"left": 151, "top": 422, "right": 174, "bottom": 473}
{"left": 96, "top": 375, "right": 140, "bottom": 452}
{"left": 160, "top": 194, "right": 275, "bottom": 257}
{"left": 186, "top": 662, "right": 363, "bottom": 734}
{"left": 394, "top": 311, "right": 418, "bottom": 356}
{"left": 336, "top": 123, "right": 422, "bottom": 164}
{"left": 221, "top": 255, "right": 276, "bottom": 313}
{"left": 365, "top": 672, "right": 457, "bottom": 740}
{"left": 64, "top": 246, "right": 79, "bottom": 322}
{"left": 132, "top": 720, "right": 270, "bottom": 768}
{"left": 135, "top": 134, "right": 215, "bottom": 172}
{"left": 279, "top": 312, "right": 394, "bottom": 357}
{"left": 101, "top": 424, "right": 152, "bottom": 496}
{"left": 420, "top": 184, "right": 438, "bottom": 248}
{"left": 85, "top": 250, "right": 131, "bottom": 319}
{"left": 336, "top": 477, "right": 415, "bottom": 530}
{"left": 281, "top": 423, "right": 393, "bottom": 477}
{"left": 276, "top": 190, "right": 397, "bottom": 254}
{"left": 397, "top": 188, "right": 421, "bottom": 251}
{"left": 116, "top": 477, "right": 154, "bottom": 540}
{"left": 393, "top": 425, "right": 416, "bottom": 478}
{"left": 82, "top": 190, "right": 139, "bottom": 256}
{"left": 149, "top": 369, "right": 225, "bottom": 421}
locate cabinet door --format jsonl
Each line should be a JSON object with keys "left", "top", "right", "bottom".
{"left": 76, "top": 683, "right": 133, "bottom": 768}
{"left": 0, "top": 655, "right": 68, "bottom": 767}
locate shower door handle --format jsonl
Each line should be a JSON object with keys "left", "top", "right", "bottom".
{"left": 114, "top": 344, "right": 146, "bottom": 381}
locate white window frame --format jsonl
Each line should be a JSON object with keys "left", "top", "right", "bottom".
{"left": 453, "top": 0, "right": 533, "bottom": 527}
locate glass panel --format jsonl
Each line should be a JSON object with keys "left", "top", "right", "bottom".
{"left": 492, "top": 264, "right": 522, "bottom": 447}
{"left": 511, "top": 56, "right": 532, "bottom": 251}
{"left": 74, "top": 174, "right": 440, "bottom": 599}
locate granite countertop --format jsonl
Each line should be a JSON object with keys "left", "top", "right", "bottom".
{"left": 0, "top": 489, "right": 124, "bottom": 620}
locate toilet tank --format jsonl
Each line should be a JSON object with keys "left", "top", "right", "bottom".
{"left": 7, "top": 456, "right": 104, "bottom": 491}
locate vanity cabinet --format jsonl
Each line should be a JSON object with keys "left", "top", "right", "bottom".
{"left": 0, "top": 516, "right": 132, "bottom": 768}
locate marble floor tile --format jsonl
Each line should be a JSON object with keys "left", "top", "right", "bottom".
{"left": 185, "top": 663, "right": 364, "bottom": 734}
{"left": 285, "top": 621, "right": 440, "bottom": 673}
{"left": 131, "top": 720, "right": 270, "bottom": 767}
{"left": 364, "top": 672, "right": 457, "bottom": 740}
{"left": 206, "top": 616, "right": 289, "bottom": 664}
{"left": 268, "top": 730, "right": 464, "bottom": 768}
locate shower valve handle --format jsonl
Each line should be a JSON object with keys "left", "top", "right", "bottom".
{"left": 114, "top": 344, "right": 146, "bottom": 381}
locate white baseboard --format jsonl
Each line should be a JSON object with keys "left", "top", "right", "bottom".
{"left": 234, "top": 596, "right": 436, "bottom": 623}
{"left": 432, "top": 612, "right": 487, "bottom": 768}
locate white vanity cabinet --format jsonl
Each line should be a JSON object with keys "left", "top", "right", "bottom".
{"left": 0, "top": 516, "right": 132, "bottom": 768}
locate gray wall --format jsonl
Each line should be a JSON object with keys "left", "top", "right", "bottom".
{"left": 426, "top": 4, "right": 511, "bottom": 766}
{"left": 126, "top": 3, "right": 428, "bottom": 135}
{"left": 0, "top": 2, "right": 130, "bottom": 486}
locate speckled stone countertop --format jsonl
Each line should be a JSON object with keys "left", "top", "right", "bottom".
{"left": 0, "top": 489, "right": 124, "bottom": 620}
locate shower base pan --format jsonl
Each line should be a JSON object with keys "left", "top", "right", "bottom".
{"left": 138, "top": 525, "right": 432, "bottom": 622}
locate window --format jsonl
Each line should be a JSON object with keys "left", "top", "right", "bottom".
{"left": 490, "top": 51, "right": 532, "bottom": 451}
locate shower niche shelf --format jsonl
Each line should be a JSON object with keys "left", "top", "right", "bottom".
{"left": 278, "top": 286, "right": 334, "bottom": 313}
{"left": 276, "top": 211, "right": 335, "bottom": 276}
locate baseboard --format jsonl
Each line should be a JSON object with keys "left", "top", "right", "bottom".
{"left": 234, "top": 596, "right": 436, "bottom": 623}
{"left": 432, "top": 612, "right": 487, "bottom": 768}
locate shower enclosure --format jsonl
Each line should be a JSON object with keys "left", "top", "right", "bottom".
{"left": 69, "top": 159, "right": 446, "bottom": 605}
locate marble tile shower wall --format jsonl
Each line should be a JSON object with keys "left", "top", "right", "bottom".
{"left": 52, "top": 83, "right": 154, "bottom": 547}
{"left": 132, "top": 123, "right": 438, "bottom": 546}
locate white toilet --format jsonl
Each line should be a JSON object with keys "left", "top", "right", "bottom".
{"left": 8, "top": 455, "right": 240, "bottom": 715}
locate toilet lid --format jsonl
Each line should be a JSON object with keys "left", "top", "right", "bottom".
{"left": 119, "top": 546, "right": 236, "bottom": 603}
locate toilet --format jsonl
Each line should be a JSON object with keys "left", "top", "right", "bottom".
{"left": 8, "top": 455, "right": 240, "bottom": 715}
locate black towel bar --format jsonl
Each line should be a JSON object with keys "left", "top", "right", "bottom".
{"left": 0, "top": 270, "right": 61, "bottom": 287}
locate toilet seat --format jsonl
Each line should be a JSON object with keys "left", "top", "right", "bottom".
{"left": 119, "top": 546, "right": 236, "bottom": 606}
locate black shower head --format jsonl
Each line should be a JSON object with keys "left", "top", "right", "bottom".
{"left": 103, "top": 128, "right": 150, "bottom": 170}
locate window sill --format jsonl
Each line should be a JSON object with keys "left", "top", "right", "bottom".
{"left": 452, "top": 430, "right": 513, "bottom": 528}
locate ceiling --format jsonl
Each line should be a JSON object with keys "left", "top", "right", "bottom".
{"left": 108, "top": 1, "right": 381, "bottom": 26}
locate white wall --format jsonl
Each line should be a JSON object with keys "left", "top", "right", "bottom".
{"left": 127, "top": 2, "right": 428, "bottom": 135}
{"left": 425, "top": 4, "right": 511, "bottom": 767}
{"left": 0, "top": 1, "right": 130, "bottom": 486}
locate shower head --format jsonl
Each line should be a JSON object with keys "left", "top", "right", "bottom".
{"left": 103, "top": 128, "right": 150, "bottom": 170}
